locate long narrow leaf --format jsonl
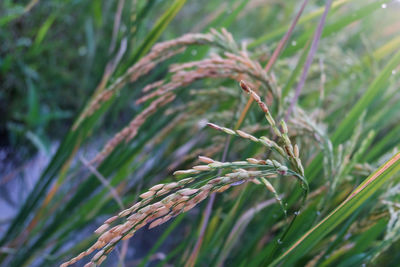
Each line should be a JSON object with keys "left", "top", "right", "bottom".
{"left": 271, "top": 152, "right": 400, "bottom": 266}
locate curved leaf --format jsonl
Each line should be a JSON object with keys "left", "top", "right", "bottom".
{"left": 270, "top": 152, "right": 400, "bottom": 266}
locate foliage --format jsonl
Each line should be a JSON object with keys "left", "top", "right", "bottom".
{"left": 1, "top": 0, "right": 400, "bottom": 266}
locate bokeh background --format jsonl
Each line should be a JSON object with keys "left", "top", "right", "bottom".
{"left": 1, "top": 0, "right": 400, "bottom": 266}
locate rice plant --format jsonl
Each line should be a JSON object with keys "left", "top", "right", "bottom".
{"left": 1, "top": 0, "right": 400, "bottom": 267}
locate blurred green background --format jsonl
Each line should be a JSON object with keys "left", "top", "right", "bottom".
{"left": 1, "top": 0, "right": 400, "bottom": 266}
{"left": 2, "top": 0, "right": 399, "bottom": 158}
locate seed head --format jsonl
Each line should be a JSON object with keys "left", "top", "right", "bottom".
{"left": 140, "top": 191, "right": 155, "bottom": 199}
{"left": 277, "top": 165, "right": 288, "bottom": 175}
{"left": 198, "top": 156, "right": 215, "bottom": 164}
{"left": 94, "top": 224, "right": 110, "bottom": 234}
{"left": 207, "top": 122, "right": 222, "bottom": 131}
{"left": 236, "top": 130, "right": 250, "bottom": 139}
{"left": 122, "top": 233, "right": 134, "bottom": 240}
{"left": 215, "top": 184, "right": 231, "bottom": 193}
{"left": 104, "top": 216, "right": 118, "bottom": 224}
{"left": 149, "top": 184, "right": 164, "bottom": 191}
{"left": 294, "top": 144, "right": 299, "bottom": 158}
{"left": 280, "top": 120, "right": 288, "bottom": 134}
{"left": 92, "top": 250, "right": 105, "bottom": 262}
{"left": 222, "top": 127, "right": 236, "bottom": 135}
{"left": 178, "top": 178, "right": 194, "bottom": 185}
{"left": 173, "top": 202, "right": 186, "bottom": 212}
{"left": 247, "top": 158, "right": 259, "bottom": 164}
{"left": 174, "top": 169, "right": 198, "bottom": 175}
{"left": 239, "top": 80, "right": 251, "bottom": 93}
{"left": 193, "top": 165, "right": 211, "bottom": 171}
{"left": 164, "top": 182, "right": 179, "bottom": 190}
{"left": 97, "top": 255, "right": 107, "bottom": 265}
{"left": 183, "top": 203, "right": 197, "bottom": 212}
{"left": 262, "top": 179, "right": 276, "bottom": 193}
{"left": 178, "top": 188, "right": 199, "bottom": 196}
{"left": 149, "top": 218, "right": 164, "bottom": 229}
{"left": 209, "top": 162, "right": 224, "bottom": 168}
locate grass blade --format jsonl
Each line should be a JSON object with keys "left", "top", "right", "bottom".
{"left": 129, "top": 0, "right": 187, "bottom": 63}
{"left": 271, "top": 152, "right": 400, "bottom": 266}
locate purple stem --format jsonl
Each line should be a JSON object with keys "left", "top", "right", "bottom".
{"left": 286, "top": 0, "right": 333, "bottom": 120}
{"left": 186, "top": 136, "right": 231, "bottom": 267}
{"left": 265, "top": 0, "right": 309, "bottom": 72}
{"left": 187, "top": 2, "right": 313, "bottom": 264}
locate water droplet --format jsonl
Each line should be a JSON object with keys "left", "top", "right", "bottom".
{"left": 291, "top": 41, "right": 297, "bottom": 46}
{"left": 381, "top": 3, "right": 387, "bottom": 8}
{"left": 316, "top": 211, "right": 321, "bottom": 216}
{"left": 294, "top": 211, "right": 300, "bottom": 215}
{"left": 197, "top": 119, "right": 209, "bottom": 128}
{"left": 344, "top": 233, "right": 352, "bottom": 240}
{"left": 191, "top": 49, "right": 197, "bottom": 56}
{"left": 392, "top": 69, "right": 397, "bottom": 75}
{"left": 361, "top": 264, "right": 366, "bottom": 267}
{"left": 16, "top": 37, "right": 32, "bottom": 47}
{"left": 78, "top": 46, "right": 87, "bottom": 56}
{"left": 277, "top": 239, "right": 283, "bottom": 244}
